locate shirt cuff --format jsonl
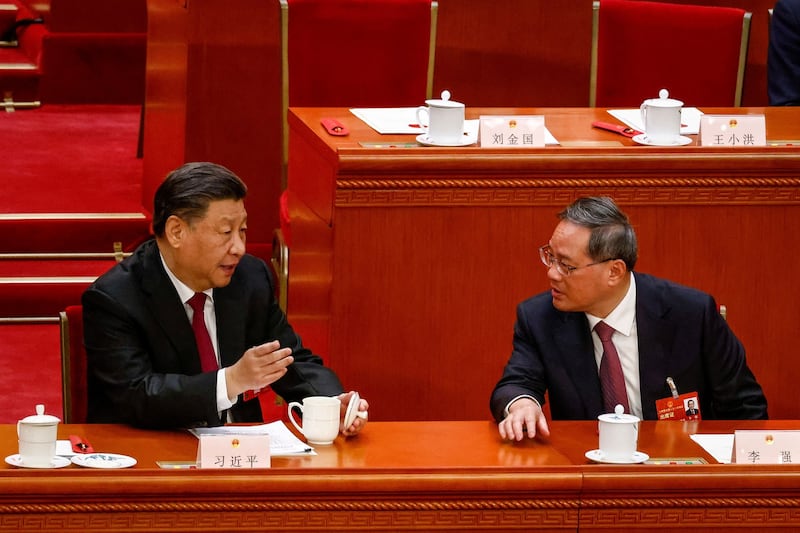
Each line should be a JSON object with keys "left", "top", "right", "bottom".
{"left": 504, "top": 394, "right": 541, "bottom": 417}
{"left": 217, "top": 368, "right": 236, "bottom": 411}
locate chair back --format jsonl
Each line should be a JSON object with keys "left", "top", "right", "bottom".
{"left": 60, "top": 304, "right": 87, "bottom": 424}
{"left": 590, "top": 0, "right": 751, "bottom": 107}
{"left": 279, "top": 0, "right": 437, "bottom": 166}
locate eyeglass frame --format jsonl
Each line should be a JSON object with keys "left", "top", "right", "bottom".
{"left": 538, "top": 245, "right": 615, "bottom": 276}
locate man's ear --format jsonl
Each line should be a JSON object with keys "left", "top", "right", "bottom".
{"left": 607, "top": 259, "right": 628, "bottom": 286}
{"left": 163, "top": 215, "right": 185, "bottom": 248}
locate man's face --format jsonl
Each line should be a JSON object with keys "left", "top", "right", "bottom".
{"left": 171, "top": 199, "right": 247, "bottom": 292}
{"left": 546, "top": 220, "right": 613, "bottom": 316}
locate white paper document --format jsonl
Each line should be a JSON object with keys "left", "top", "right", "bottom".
{"left": 350, "top": 107, "right": 425, "bottom": 134}
{"left": 608, "top": 107, "right": 704, "bottom": 135}
{"left": 189, "top": 421, "right": 315, "bottom": 456}
{"left": 690, "top": 433, "right": 734, "bottom": 464}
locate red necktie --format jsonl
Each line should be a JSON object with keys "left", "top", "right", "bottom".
{"left": 188, "top": 292, "right": 219, "bottom": 372}
{"left": 594, "top": 321, "right": 630, "bottom": 414}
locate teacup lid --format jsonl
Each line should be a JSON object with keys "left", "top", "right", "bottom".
{"left": 425, "top": 89, "right": 464, "bottom": 108}
{"left": 598, "top": 404, "right": 640, "bottom": 423}
{"left": 20, "top": 404, "right": 60, "bottom": 425}
{"left": 643, "top": 88, "right": 683, "bottom": 107}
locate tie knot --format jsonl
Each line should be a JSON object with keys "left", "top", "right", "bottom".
{"left": 594, "top": 321, "right": 615, "bottom": 342}
{"left": 188, "top": 292, "right": 207, "bottom": 314}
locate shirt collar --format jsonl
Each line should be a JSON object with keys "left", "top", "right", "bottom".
{"left": 159, "top": 251, "right": 214, "bottom": 305}
{"left": 585, "top": 274, "right": 636, "bottom": 336}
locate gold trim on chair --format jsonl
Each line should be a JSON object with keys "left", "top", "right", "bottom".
{"left": 59, "top": 311, "right": 74, "bottom": 424}
{"left": 734, "top": 12, "right": 752, "bottom": 107}
{"left": 271, "top": 228, "right": 289, "bottom": 313}
{"left": 427, "top": 1, "right": 438, "bottom": 100}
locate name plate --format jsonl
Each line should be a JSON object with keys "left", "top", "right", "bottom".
{"left": 699, "top": 114, "right": 766, "bottom": 147}
{"left": 197, "top": 434, "right": 271, "bottom": 469}
{"left": 733, "top": 430, "right": 800, "bottom": 464}
{"left": 479, "top": 115, "right": 545, "bottom": 147}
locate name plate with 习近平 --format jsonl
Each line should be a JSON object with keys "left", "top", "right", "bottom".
{"left": 733, "top": 430, "right": 800, "bottom": 464}
{"left": 197, "top": 434, "right": 271, "bottom": 469}
{"left": 699, "top": 115, "right": 766, "bottom": 147}
{"left": 479, "top": 115, "right": 545, "bottom": 148}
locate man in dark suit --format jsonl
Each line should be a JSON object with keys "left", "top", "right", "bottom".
{"left": 768, "top": 0, "right": 800, "bottom": 106}
{"left": 490, "top": 196, "right": 767, "bottom": 441}
{"left": 83, "top": 162, "right": 369, "bottom": 430}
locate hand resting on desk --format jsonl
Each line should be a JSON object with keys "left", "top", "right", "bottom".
{"left": 498, "top": 398, "right": 550, "bottom": 441}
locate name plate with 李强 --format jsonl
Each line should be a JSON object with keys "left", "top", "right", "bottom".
{"left": 733, "top": 430, "right": 800, "bottom": 464}
{"left": 479, "top": 115, "right": 546, "bottom": 147}
{"left": 699, "top": 115, "right": 766, "bottom": 147}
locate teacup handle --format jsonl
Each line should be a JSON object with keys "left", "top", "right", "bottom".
{"left": 287, "top": 401, "right": 304, "bottom": 435}
{"left": 640, "top": 103, "right": 648, "bottom": 131}
{"left": 416, "top": 106, "right": 429, "bottom": 128}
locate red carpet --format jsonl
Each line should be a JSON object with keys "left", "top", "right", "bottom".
{"left": 0, "top": 104, "right": 144, "bottom": 213}
{"left": 0, "top": 323, "right": 62, "bottom": 423}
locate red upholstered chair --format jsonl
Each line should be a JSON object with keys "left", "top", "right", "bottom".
{"left": 590, "top": 0, "right": 751, "bottom": 108}
{"left": 281, "top": 0, "right": 436, "bottom": 110}
{"left": 59, "top": 304, "right": 87, "bottom": 424}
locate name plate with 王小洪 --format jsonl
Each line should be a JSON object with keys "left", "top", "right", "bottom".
{"left": 733, "top": 430, "right": 800, "bottom": 464}
{"left": 699, "top": 114, "right": 766, "bottom": 147}
{"left": 479, "top": 115, "right": 545, "bottom": 148}
{"left": 197, "top": 434, "right": 271, "bottom": 469}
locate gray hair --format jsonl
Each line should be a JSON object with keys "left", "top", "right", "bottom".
{"left": 558, "top": 196, "right": 637, "bottom": 271}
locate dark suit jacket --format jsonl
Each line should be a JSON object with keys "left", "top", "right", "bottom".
{"left": 490, "top": 273, "right": 767, "bottom": 422}
{"left": 83, "top": 239, "right": 343, "bottom": 428}
{"left": 769, "top": 0, "right": 800, "bottom": 106}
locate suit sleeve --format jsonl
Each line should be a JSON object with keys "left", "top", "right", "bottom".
{"left": 768, "top": 0, "right": 800, "bottom": 106}
{"left": 701, "top": 294, "right": 768, "bottom": 419}
{"left": 489, "top": 302, "right": 549, "bottom": 422}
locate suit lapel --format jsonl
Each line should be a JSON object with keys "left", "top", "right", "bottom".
{"left": 140, "top": 242, "right": 202, "bottom": 374}
{"left": 213, "top": 277, "right": 247, "bottom": 368}
{"left": 634, "top": 273, "right": 676, "bottom": 419}
{"left": 554, "top": 312, "right": 605, "bottom": 418}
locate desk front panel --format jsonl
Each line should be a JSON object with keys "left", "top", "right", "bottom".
{"left": 287, "top": 107, "right": 800, "bottom": 423}
{"left": 2, "top": 421, "right": 800, "bottom": 531}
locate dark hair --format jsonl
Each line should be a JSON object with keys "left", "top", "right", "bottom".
{"left": 558, "top": 196, "right": 637, "bottom": 271}
{"left": 152, "top": 162, "right": 247, "bottom": 237}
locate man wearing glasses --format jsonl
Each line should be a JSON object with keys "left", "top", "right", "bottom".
{"left": 490, "top": 196, "right": 767, "bottom": 441}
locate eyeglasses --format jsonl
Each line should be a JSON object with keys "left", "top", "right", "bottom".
{"left": 538, "top": 245, "right": 614, "bottom": 277}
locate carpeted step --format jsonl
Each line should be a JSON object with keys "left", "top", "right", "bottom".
{"left": 1, "top": 104, "right": 151, "bottom": 253}
{"left": 0, "top": 257, "right": 119, "bottom": 318}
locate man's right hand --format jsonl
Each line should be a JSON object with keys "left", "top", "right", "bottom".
{"left": 498, "top": 398, "right": 551, "bottom": 441}
{"left": 226, "top": 341, "right": 294, "bottom": 398}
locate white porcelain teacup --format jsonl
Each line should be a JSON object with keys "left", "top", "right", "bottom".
{"left": 416, "top": 90, "right": 465, "bottom": 144}
{"left": 288, "top": 396, "right": 341, "bottom": 445}
{"left": 640, "top": 88, "right": 683, "bottom": 145}
{"left": 17, "top": 404, "right": 60, "bottom": 467}
{"left": 597, "top": 404, "right": 640, "bottom": 462}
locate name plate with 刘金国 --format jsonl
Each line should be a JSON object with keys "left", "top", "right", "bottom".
{"left": 479, "top": 115, "right": 545, "bottom": 148}
{"left": 197, "top": 434, "right": 271, "bottom": 469}
{"left": 733, "top": 430, "right": 800, "bottom": 464}
{"left": 699, "top": 114, "right": 766, "bottom": 147}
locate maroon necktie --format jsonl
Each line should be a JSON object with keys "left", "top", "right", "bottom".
{"left": 188, "top": 292, "right": 219, "bottom": 372}
{"left": 594, "top": 321, "right": 630, "bottom": 414}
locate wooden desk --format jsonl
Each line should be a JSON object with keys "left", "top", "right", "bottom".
{"left": 1, "top": 421, "right": 799, "bottom": 531}
{"left": 286, "top": 107, "right": 800, "bottom": 422}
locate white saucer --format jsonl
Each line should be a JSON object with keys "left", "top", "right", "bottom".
{"left": 416, "top": 134, "right": 476, "bottom": 147}
{"left": 343, "top": 391, "right": 367, "bottom": 430}
{"left": 632, "top": 134, "right": 692, "bottom": 147}
{"left": 585, "top": 449, "right": 649, "bottom": 464}
{"left": 71, "top": 453, "right": 137, "bottom": 469}
{"left": 5, "top": 454, "right": 71, "bottom": 469}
